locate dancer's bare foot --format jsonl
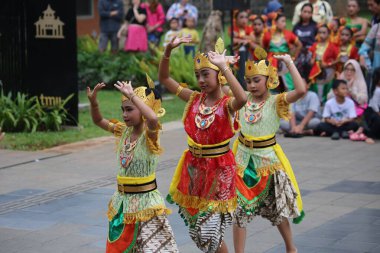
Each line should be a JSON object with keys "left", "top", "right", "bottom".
{"left": 365, "top": 137, "right": 375, "bottom": 144}
{"left": 287, "top": 249, "right": 297, "bottom": 253}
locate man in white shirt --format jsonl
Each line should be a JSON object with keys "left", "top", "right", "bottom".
{"left": 292, "top": 0, "right": 333, "bottom": 25}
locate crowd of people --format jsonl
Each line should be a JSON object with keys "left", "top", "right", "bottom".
{"left": 88, "top": 1, "right": 380, "bottom": 253}
{"left": 98, "top": 0, "right": 199, "bottom": 54}
{"left": 232, "top": 0, "right": 380, "bottom": 143}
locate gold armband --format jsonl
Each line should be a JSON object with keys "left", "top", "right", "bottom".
{"left": 175, "top": 85, "right": 184, "bottom": 96}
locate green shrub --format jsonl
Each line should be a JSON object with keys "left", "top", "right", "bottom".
{"left": 0, "top": 90, "right": 74, "bottom": 133}
{"left": 77, "top": 36, "right": 199, "bottom": 90}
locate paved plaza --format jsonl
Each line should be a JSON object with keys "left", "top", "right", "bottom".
{"left": 0, "top": 121, "right": 379, "bottom": 253}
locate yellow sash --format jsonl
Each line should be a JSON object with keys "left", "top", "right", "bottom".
{"left": 233, "top": 133, "right": 304, "bottom": 217}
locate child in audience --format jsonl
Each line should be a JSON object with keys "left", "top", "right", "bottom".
{"left": 179, "top": 17, "right": 199, "bottom": 57}
{"left": 163, "top": 18, "right": 180, "bottom": 47}
{"left": 315, "top": 79, "right": 359, "bottom": 140}
{"left": 249, "top": 14, "right": 267, "bottom": 49}
{"left": 336, "top": 27, "right": 359, "bottom": 74}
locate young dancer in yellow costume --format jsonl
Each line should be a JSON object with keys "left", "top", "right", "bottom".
{"left": 231, "top": 48, "right": 306, "bottom": 253}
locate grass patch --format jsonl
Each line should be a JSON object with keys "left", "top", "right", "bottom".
{"left": 0, "top": 90, "right": 185, "bottom": 151}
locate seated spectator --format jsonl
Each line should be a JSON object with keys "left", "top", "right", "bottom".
{"left": 328, "top": 60, "right": 368, "bottom": 117}
{"left": 179, "top": 17, "right": 199, "bottom": 57}
{"left": 141, "top": 0, "right": 166, "bottom": 46}
{"left": 315, "top": 79, "right": 359, "bottom": 140}
{"left": 118, "top": 0, "right": 148, "bottom": 52}
{"left": 281, "top": 79, "right": 321, "bottom": 137}
{"left": 292, "top": 0, "right": 333, "bottom": 26}
{"left": 363, "top": 67, "right": 380, "bottom": 140}
{"left": 163, "top": 18, "right": 180, "bottom": 47}
{"left": 166, "top": 0, "right": 198, "bottom": 27}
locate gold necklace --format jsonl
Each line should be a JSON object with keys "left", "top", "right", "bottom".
{"left": 195, "top": 95, "right": 223, "bottom": 130}
{"left": 119, "top": 136, "right": 138, "bottom": 168}
{"left": 244, "top": 100, "right": 266, "bottom": 124}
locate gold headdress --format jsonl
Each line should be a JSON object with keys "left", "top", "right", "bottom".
{"left": 194, "top": 37, "right": 228, "bottom": 85}
{"left": 122, "top": 73, "right": 166, "bottom": 117}
{"left": 245, "top": 47, "right": 279, "bottom": 89}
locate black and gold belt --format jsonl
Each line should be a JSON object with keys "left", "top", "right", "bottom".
{"left": 238, "top": 132, "right": 276, "bottom": 149}
{"left": 188, "top": 142, "right": 230, "bottom": 158}
{"left": 117, "top": 179, "right": 157, "bottom": 194}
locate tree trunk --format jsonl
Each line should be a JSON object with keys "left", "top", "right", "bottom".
{"left": 200, "top": 10, "right": 223, "bottom": 52}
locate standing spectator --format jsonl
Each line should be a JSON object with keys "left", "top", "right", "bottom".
{"left": 166, "top": 0, "right": 198, "bottom": 27}
{"left": 179, "top": 17, "right": 199, "bottom": 57}
{"left": 346, "top": 0, "right": 369, "bottom": 47}
{"left": 365, "top": 67, "right": 380, "bottom": 139}
{"left": 309, "top": 25, "right": 339, "bottom": 103}
{"left": 141, "top": 0, "right": 165, "bottom": 46}
{"left": 232, "top": 10, "right": 255, "bottom": 59}
{"left": 263, "top": 14, "right": 302, "bottom": 91}
{"left": 249, "top": 15, "right": 267, "bottom": 49}
{"left": 359, "top": 23, "right": 380, "bottom": 72}
{"left": 118, "top": 0, "right": 148, "bottom": 52}
{"left": 292, "top": 0, "right": 333, "bottom": 26}
{"left": 315, "top": 79, "right": 359, "bottom": 140}
{"left": 359, "top": 23, "right": 380, "bottom": 96}
{"left": 367, "top": 0, "right": 380, "bottom": 25}
{"left": 336, "top": 27, "right": 360, "bottom": 74}
{"left": 262, "top": 0, "right": 284, "bottom": 27}
{"left": 163, "top": 18, "right": 180, "bottom": 47}
{"left": 98, "top": 0, "right": 124, "bottom": 54}
{"left": 293, "top": 3, "right": 318, "bottom": 79}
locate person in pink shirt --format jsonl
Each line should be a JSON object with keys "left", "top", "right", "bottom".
{"left": 141, "top": 0, "right": 166, "bottom": 46}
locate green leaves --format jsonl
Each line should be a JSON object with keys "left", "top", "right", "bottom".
{"left": 77, "top": 36, "right": 199, "bottom": 90}
{"left": 0, "top": 90, "right": 74, "bottom": 132}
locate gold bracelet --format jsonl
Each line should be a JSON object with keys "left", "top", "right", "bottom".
{"left": 221, "top": 65, "right": 230, "bottom": 75}
{"left": 286, "top": 60, "right": 294, "bottom": 68}
{"left": 175, "top": 85, "right": 184, "bottom": 96}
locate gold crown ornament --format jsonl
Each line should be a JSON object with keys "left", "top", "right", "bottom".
{"left": 122, "top": 73, "right": 166, "bottom": 117}
{"left": 194, "top": 37, "right": 228, "bottom": 85}
{"left": 245, "top": 47, "right": 279, "bottom": 89}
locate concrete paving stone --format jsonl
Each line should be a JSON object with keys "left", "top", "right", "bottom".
{"left": 364, "top": 199, "right": 380, "bottom": 209}
{"left": 89, "top": 239, "right": 106, "bottom": 249}
{"left": 302, "top": 191, "right": 348, "bottom": 205}
{"left": 368, "top": 245, "right": 380, "bottom": 253}
{"left": 303, "top": 228, "right": 349, "bottom": 240}
{"left": 264, "top": 245, "right": 322, "bottom": 253}
{"left": 322, "top": 180, "right": 380, "bottom": 195}
{"left": 0, "top": 194, "right": 24, "bottom": 204}
{"left": 85, "top": 187, "right": 115, "bottom": 195}
{"left": 350, "top": 207, "right": 380, "bottom": 217}
{"left": 0, "top": 215, "right": 56, "bottom": 230}
{"left": 332, "top": 239, "right": 378, "bottom": 252}
{"left": 332, "top": 195, "right": 379, "bottom": 208}
{"left": 293, "top": 234, "right": 338, "bottom": 247}
{"left": 0, "top": 227, "right": 31, "bottom": 243}
{"left": 342, "top": 231, "right": 380, "bottom": 243}
{"left": 79, "top": 224, "right": 107, "bottom": 238}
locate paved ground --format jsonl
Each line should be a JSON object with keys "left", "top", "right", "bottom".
{"left": 0, "top": 121, "right": 379, "bottom": 253}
